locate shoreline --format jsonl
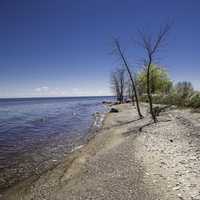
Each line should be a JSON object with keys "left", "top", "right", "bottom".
{"left": 0, "top": 104, "right": 110, "bottom": 195}
{"left": 0, "top": 103, "right": 109, "bottom": 194}
{"left": 2, "top": 103, "right": 200, "bottom": 200}
{"left": 0, "top": 105, "right": 145, "bottom": 200}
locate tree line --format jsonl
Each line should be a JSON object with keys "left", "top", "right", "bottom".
{"left": 111, "top": 24, "right": 200, "bottom": 123}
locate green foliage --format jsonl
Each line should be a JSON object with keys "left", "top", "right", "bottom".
{"left": 140, "top": 93, "right": 181, "bottom": 106}
{"left": 137, "top": 64, "right": 173, "bottom": 95}
{"left": 188, "top": 93, "right": 200, "bottom": 108}
{"left": 140, "top": 93, "right": 194, "bottom": 109}
{"left": 137, "top": 66, "right": 199, "bottom": 110}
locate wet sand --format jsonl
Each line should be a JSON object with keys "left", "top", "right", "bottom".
{"left": 2, "top": 104, "right": 200, "bottom": 200}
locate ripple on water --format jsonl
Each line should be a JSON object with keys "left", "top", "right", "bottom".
{"left": 0, "top": 96, "right": 112, "bottom": 191}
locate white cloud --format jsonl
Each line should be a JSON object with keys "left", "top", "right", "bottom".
{"left": 31, "top": 86, "right": 111, "bottom": 97}
{"left": 70, "top": 88, "right": 111, "bottom": 96}
{"left": 34, "top": 86, "right": 49, "bottom": 92}
{"left": 34, "top": 86, "right": 66, "bottom": 97}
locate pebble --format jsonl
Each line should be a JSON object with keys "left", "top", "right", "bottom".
{"left": 173, "top": 186, "right": 181, "bottom": 190}
{"left": 178, "top": 193, "right": 184, "bottom": 199}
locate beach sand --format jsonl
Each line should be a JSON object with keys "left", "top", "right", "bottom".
{"left": 2, "top": 104, "right": 200, "bottom": 200}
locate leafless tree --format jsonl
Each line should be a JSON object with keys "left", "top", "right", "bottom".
{"left": 111, "top": 67, "right": 125, "bottom": 103}
{"left": 114, "top": 39, "right": 143, "bottom": 119}
{"left": 138, "top": 24, "right": 171, "bottom": 122}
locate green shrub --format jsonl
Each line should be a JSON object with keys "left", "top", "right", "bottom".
{"left": 139, "top": 92, "right": 200, "bottom": 109}
{"left": 138, "top": 79, "right": 199, "bottom": 109}
{"left": 188, "top": 93, "right": 200, "bottom": 108}
{"left": 139, "top": 94, "right": 149, "bottom": 103}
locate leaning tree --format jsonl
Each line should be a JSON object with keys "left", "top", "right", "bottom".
{"left": 113, "top": 39, "right": 143, "bottom": 119}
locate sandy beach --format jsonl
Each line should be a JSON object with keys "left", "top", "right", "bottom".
{"left": 2, "top": 103, "right": 200, "bottom": 200}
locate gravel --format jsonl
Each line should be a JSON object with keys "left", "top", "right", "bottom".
{"left": 2, "top": 104, "right": 200, "bottom": 200}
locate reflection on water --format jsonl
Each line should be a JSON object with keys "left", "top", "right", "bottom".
{"left": 0, "top": 96, "right": 113, "bottom": 190}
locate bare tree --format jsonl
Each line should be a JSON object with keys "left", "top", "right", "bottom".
{"left": 114, "top": 39, "right": 143, "bottom": 119}
{"left": 138, "top": 24, "right": 171, "bottom": 122}
{"left": 111, "top": 68, "right": 125, "bottom": 103}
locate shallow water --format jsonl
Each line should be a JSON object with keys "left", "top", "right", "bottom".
{"left": 0, "top": 96, "right": 113, "bottom": 190}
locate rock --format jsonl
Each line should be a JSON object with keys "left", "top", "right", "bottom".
{"left": 125, "top": 99, "right": 131, "bottom": 103}
{"left": 161, "top": 161, "right": 167, "bottom": 165}
{"left": 109, "top": 108, "right": 119, "bottom": 113}
{"left": 102, "top": 101, "right": 112, "bottom": 105}
{"left": 173, "top": 186, "right": 181, "bottom": 190}
{"left": 177, "top": 193, "right": 184, "bottom": 199}
{"left": 191, "top": 194, "right": 200, "bottom": 200}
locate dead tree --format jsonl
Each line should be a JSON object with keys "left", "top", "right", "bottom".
{"left": 138, "top": 24, "right": 171, "bottom": 123}
{"left": 114, "top": 39, "right": 143, "bottom": 119}
{"left": 111, "top": 68, "right": 125, "bottom": 103}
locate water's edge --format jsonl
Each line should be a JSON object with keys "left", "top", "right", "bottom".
{"left": 0, "top": 105, "right": 109, "bottom": 193}
{"left": 78, "top": 105, "right": 109, "bottom": 150}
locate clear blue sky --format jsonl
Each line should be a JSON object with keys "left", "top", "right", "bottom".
{"left": 0, "top": 0, "right": 199, "bottom": 98}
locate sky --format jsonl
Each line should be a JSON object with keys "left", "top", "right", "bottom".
{"left": 0, "top": 0, "right": 200, "bottom": 98}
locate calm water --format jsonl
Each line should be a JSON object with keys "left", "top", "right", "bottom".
{"left": 0, "top": 96, "right": 113, "bottom": 190}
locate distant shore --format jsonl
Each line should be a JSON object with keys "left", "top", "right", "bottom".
{"left": 2, "top": 103, "right": 200, "bottom": 200}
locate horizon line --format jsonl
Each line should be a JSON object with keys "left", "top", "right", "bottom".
{"left": 0, "top": 95, "right": 114, "bottom": 100}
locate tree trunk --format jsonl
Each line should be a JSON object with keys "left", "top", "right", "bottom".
{"left": 114, "top": 40, "right": 143, "bottom": 119}
{"left": 147, "top": 59, "right": 157, "bottom": 123}
{"left": 131, "top": 92, "right": 135, "bottom": 106}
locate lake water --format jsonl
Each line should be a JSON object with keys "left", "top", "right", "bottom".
{"left": 0, "top": 96, "right": 113, "bottom": 191}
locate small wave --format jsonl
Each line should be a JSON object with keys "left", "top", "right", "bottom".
{"left": 0, "top": 97, "right": 112, "bottom": 190}
{"left": 93, "top": 112, "right": 105, "bottom": 128}
{"left": 29, "top": 117, "right": 48, "bottom": 125}
{"left": 72, "top": 112, "right": 76, "bottom": 116}
{"left": 70, "top": 144, "right": 84, "bottom": 152}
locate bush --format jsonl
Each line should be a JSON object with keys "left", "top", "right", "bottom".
{"left": 175, "top": 81, "right": 194, "bottom": 99}
{"left": 140, "top": 93, "right": 178, "bottom": 106}
{"left": 188, "top": 93, "right": 200, "bottom": 108}
{"left": 138, "top": 78, "right": 199, "bottom": 109}
{"left": 139, "top": 91, "right": 200, "bottom": 109}
{"left": 139, "top": 94, "right": 149, "bottom": 103}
